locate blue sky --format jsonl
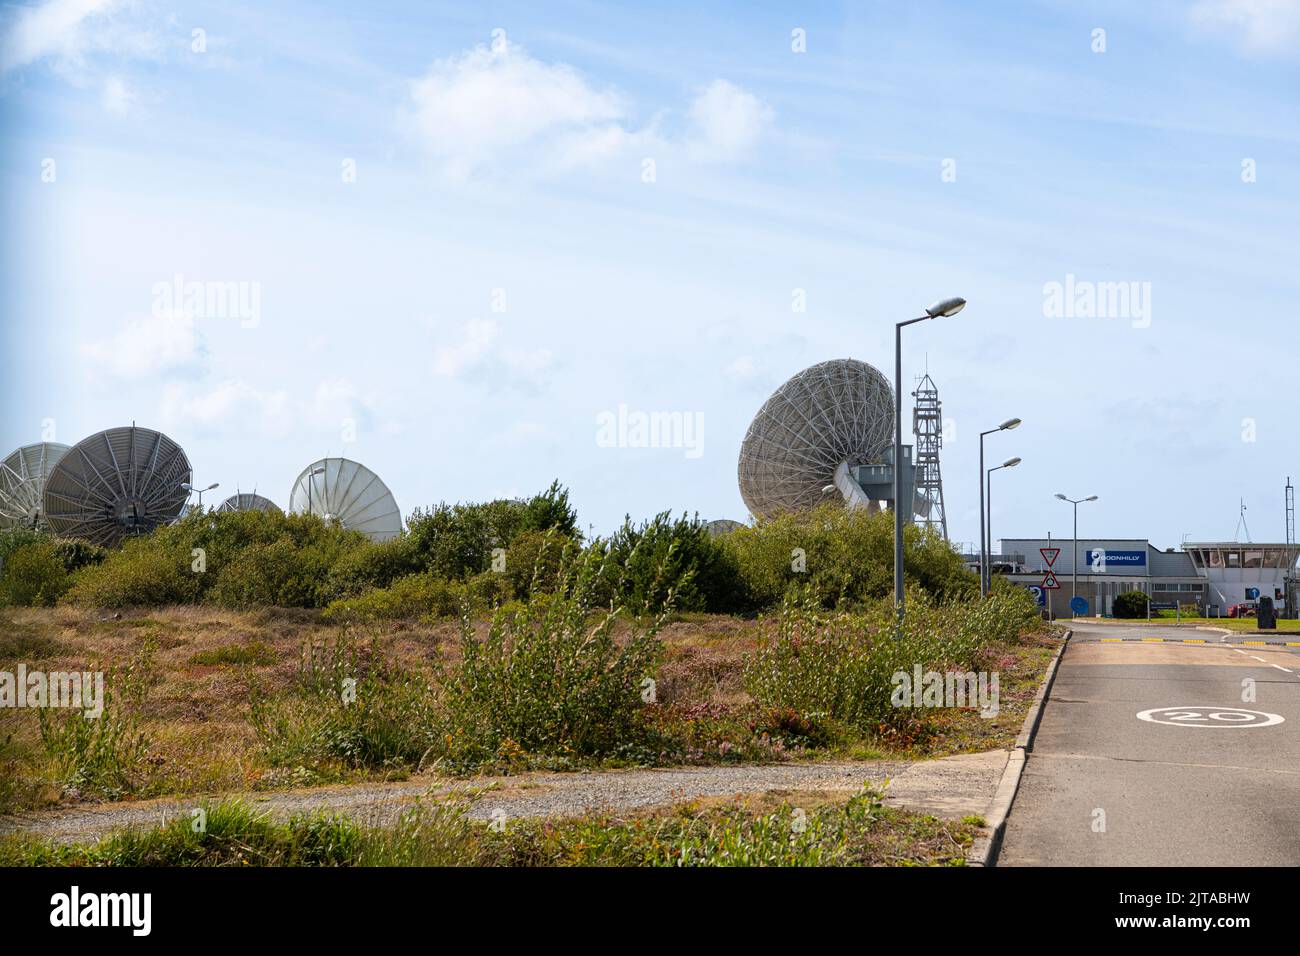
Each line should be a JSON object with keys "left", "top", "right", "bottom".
{"left": 2, "top": 0, "right": 1298, "bottom": 548}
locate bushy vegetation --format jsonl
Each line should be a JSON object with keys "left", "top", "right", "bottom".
{"left": 1112, "top": 590, "right": 1150, "bottom": 619}
{"left": 725, "top": 505, "right": 976, "bottom": 611}
{"left": 745, "top": 586, "right": 1041, "bottom": 737}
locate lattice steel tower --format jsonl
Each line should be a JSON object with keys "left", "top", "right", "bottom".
{"left": 911, "top": 372, "right": 948, "bottom": 540}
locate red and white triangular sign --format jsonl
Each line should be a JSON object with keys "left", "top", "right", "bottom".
{"left": 1040, "top": 548, "right": 1061, "bottom": 567}
{"left": 1041, "top": 571, "right": 1061, "bottom": 589}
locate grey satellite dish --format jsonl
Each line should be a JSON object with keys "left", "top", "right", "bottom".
{"left": 217, "top": 493, "right": 282, "bottom": 514}
{"left": 706, "top": 519, "right": 744, "bottom": 537}
{"left": 0, "top": 442, "right": 70, "bottom": 531}
{"left": 289, "top": 458, "right": 401, "bottom": 542}
{"left": 42, "top": 426, "right": 192, "bottom": 546}
{"left": 738, "top": 358, "right": 894, "bottom": 518}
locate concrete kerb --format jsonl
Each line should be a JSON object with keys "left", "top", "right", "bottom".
{"left": 968, "top": 628, "right": 1071, "bottom": 867}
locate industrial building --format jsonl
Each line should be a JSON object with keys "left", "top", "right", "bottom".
{"left": 996, "top": 537, "right": 1300, "bottom": 617}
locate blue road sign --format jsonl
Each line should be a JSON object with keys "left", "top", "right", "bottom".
{"left": 1070, "top": 596, "right": 1089, "bottom": 615}
{"left": 1027, "top": 585, "right": 1046, "bottom": 607}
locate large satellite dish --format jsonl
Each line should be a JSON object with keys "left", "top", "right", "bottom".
{"left": 706, "top": 519, "right": 744, "bottom": 537}
{"left": 0, "top": 442, "right": 71, "bottom": 531}
{"left": 217, "top": 493, "right": 282, "bottom": 514}
{"left": 42, "top": 426, "right": 192, "bottom": 546}
{"left": 289, "top": 458, "right": 401, "bottom": 542}
{"left": 738, "top": 358, "right": 894, "bottom": 518}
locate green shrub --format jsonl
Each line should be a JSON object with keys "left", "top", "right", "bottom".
{"left": 438, "top": 547, "right": 665, "bottom": 769}
{"left": 208, "top": 539, "right": 335, "bottom": 608}
{"left": 724, "top": 505, "right": 976, "bottom": 611}
{"left": 1112, "top": 590, "right": 1149, "bottom": 619}
{"left": 501, "top": 529, "right": 573, "bottom": 599}
{"left": 597, "top": 512, "right": 744, "bottom": 615}
{"left": 322, "top": 536, "right": 422, "bottom": 602}
{"left": 249, "top": 629, "right": 439, "bottom": 771}
{"left": 50, "top": 538, "right": 108, "bottom": 573}
{"left": 38, "top": 639, "right": 155, "bottom": 799}
{"left": 0, "top": 540, "right": 70, "bottom": 607}
{"left": 62, "top": 538, "right": 201, "bottom": 608}
{"left": 322, "top": 573, "right": 465, "bottom": 622}
{"left": 744, "top": 587, "right": 1038, "bottom": 734}
{"left": 0, "top": 527, "right": 43, "bottom": 571}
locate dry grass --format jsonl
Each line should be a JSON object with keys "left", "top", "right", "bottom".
{"left": 0, "top": 605, "right": 1061, "bottom": 814}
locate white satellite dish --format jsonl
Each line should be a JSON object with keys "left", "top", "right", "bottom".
{"left": 43, "top": 426, "right": 192, "bottom": 546}
{"left": 289, "top": 458, "right": 401, "bottom": 542}
{"left": 217, "top": 493, "right": 282, "bottom": 514}
{"left": 738, "top": 358, "right": 894, "bottom": 518}
{"left": 0, "top": 442, "right": 70, "bottom": 531}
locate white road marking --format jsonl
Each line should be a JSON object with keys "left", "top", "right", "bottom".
{"left": 1271, "top": 664, "right": 1293, "bottom": 673}
{"left": 1136, "top": 706, "right": 1285, "bottom": 728}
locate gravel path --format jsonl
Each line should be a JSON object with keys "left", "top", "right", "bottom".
{"left": 0, "top": 751, "right": 1008, "bottom": 846}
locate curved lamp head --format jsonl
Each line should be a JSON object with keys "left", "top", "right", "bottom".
{"left": 925, "top": 297, "right": 967, "bottom": 319}
{"left": 1000, "top": 417, "right": 1022, "bottom": 431}
{"left": 1085, "top": 495, "right": 1099, "bottom": 502}
{"left": 181, "top": 483, "right": 194, "bottom": 492}
{"left": 1003, "top": 457, "right": 1022, "bottom": 468}
{"left": 1054, "top": 493, "right": 1067, "bottom": 501}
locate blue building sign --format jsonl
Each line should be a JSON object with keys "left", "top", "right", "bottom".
{"left": 1085, "top": 549, "right": 1147, "bottom": 570}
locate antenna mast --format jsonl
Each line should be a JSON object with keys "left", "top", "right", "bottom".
{"left": 911, "top": 372, "right": 949, "bottom": 541}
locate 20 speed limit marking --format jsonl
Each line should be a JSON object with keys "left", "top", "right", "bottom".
{"left": 1136, "top": 706, "right": 1285, "bottom": 728}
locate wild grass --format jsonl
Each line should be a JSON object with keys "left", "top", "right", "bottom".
{"left": 0, "top": 787, "right": 977, "bottom": 867}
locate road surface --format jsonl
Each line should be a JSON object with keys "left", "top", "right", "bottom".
{"left": 1000, "top": 621, "right": 1300, "bottom": 866}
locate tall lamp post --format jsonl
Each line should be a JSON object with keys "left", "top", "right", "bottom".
{"left": 986, "top": 457, "right": 1021, "bottom": 587}
{"left": 306, "top": 465, "right": 326, "bottom": 517}
{"left": 181, "top": 481, "right": 219, "bottom": 511}
{"left": 979, "top": 418, "right": 1021, "bottom": 596}
{"left": 895, "top": 296, "right": 966, "bottom": 636}
{"left": 1055, "top": 493, "right": 1098, "bottom": 615}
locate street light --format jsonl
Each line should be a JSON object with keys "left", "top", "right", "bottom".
{"left": 1055, "top": 493, "right": 1099, "bottom": 616}
{"left": 979, "top": 417, "right": 1021, "bottom": 596}
{"left": 986, "top": 457, "right": 1021, "bottom": 586}
{"left": 895, "top": 296, "right": 966, "bottom": 636}
{"left": 306, "top": 466, "right": 326, "bottom": 517}
{"left": 180, "top": 481, "right": 219, "bottom": 510}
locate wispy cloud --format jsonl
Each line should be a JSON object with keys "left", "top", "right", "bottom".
{"left": 403, "top": 38, "right": 773, "bottom": 180}
{"left": 431, "top": 318, "right": 555, "bottom": 386}
{"left": 1190, "top": 0, "right": 1300, "bottom": 56}
{"left": 80, "top": 313, "right": 207, "bottom": 382}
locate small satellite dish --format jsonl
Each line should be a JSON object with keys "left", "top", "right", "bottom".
{"left": 42, "top": 426, "right": 192, "bottom": 546}
{"left": 0, "top": 442, "right": 71, "bottom": 531}
{"left": 706, "top": 519, "right": 744, "bottom": 537}
{"left": 217, "top": 493, "right": 282, "bottom": 514}
{"left": 738, "top": 358, "right": 894, "bottom": 518}
{"left": 289, "top": 458, "right": 401, "bottom": 542}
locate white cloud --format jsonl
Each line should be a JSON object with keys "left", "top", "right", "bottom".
{"left": 432, "top": 318, "right": 554, "bottom": 383}
{"left": 160, "top": 377, "right": 376, "bottom": 439}
{"left": 405, "top": 39, "right": 627, "bottom": 180}
{"left": 80, "top": 313, "right": 206, "bottom": 381}
{"left": 0, "top": 0, "right": 115, "bottom": 72}
{"left": 687, "top": 79, "right": 773, "bottom": 162}
{"left": 160, "top": 380, "right": 294, "bottom": 436}
{"left": 404, "top": 40, "right": 772, "bottom": 177}
{"left": 1191, "top": 0, "right": 1300, "bottom": 54}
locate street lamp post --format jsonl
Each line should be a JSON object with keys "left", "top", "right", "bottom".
{"left": 307, "top": 465, "right": 326, "bottom": 517}
{"left": 1055, "top": 493, "right": 1098, "bottom": 615}
{"left": 894, "top": 296, "right": 966, "bottom": 636}
{"left": 181, "top": 481, "right": 219, "bottom": 511}
{"left": 979, "top": 418, "right": 1021, "bottom": 596}
{"left": 986, "top": 457, "right": 1021, "bottom": 587}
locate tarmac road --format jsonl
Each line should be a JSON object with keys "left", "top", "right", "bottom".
{"left": 999, "top": 621, "right": 1300, "bottom": 866}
